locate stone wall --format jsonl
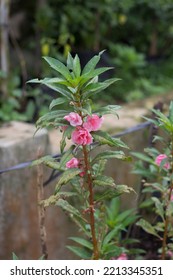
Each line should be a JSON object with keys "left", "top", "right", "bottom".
{"left": 0, "top": 122, "right": 77, "bottom": 260}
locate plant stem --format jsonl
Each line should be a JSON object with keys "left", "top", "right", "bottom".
{"left": 37, "top": 149, "right": 48, "bottom": 260}
{"left": 161, "top": 135, "right": 173, "bottom": 260}
{"left": 82, "top": 145, "right": 99, "bottom": 259}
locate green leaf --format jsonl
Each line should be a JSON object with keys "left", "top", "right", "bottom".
{"left": 41, "top": 192, "right": 76, "bottom": 207}
{"left": 73, "top": 54, "right": 81, "bottom": 77}
{"left": 45, "top": 161, "right": 60, "bottom": 170}
{"left": 66, "top": 246, "right": 91, "bottom": 259}
{"left": 12, "top": 252, "right": 19, "bottom": 260}
{"left": 31, "top": 155, "right": 56, "bottom": 167}
{"left": 106, "top": 197, "right": 120, "bottom": 222}
{"left": 56, "top": 199, "right": 82, "bottom": 217}
{"left": 41, "top": 194, "right": 59, "bottom": 207}
{"left": 102, "top": 244, "right": 122, "bottom": 258}
{"left": 96, "top": 185, "right": 133, "bottom": 202}
{"left": 139, "top": 198, "right": 154, "bottom": 208}
{"left": 28, "top": 78, "right": 72, "bottom": 99}
{"left": 67, "top": 52, "right": 74, "bottom": 70}
{"left": 49, "top": 97, "right": 68, "bottom": 110}
{"left": 136, "top": 219, "right": 161, "bottom": 239}
{"left": 69, "top": 237, "right": 93, "bottom": 250}
{"left": 93, "top": 175, "right": 115, "bottom": 187}
{"left": 38, "top": 255, "right": 45, "bottom": 260}
{"left": 94, "top": 104, "right": 121, "bottom": 116}
{"left": 102, "top": 225, "right": 123, "bottom": 246}
{"left": 36, "top": 110, "right": 69, "bottom": 125}
{"left": 114, "top": 185, "right": 134, "bottom": 195}
{"left": 83, "top": 82, "right": 107, "bottom": 94}
{"left": 31, "top": 155, "right": 61, "bottom": 170}
{"left": 59, "top": 146, "right": 74, "bottom": 169}
{"left": 93, "top": 159, "right": 107, "bottom": 176}
{"left": 82, "top": 78, "right": 120, "bottom": 99}
{"left": 43, "top": 56, "right": 72, "bottom": 80}
{"left": 92, "top": 150, "right": 129, "bottom": 163}
{"left": 83, "top": 67, "right": 114, "bottom": 81}
{"left": 123, "top": 238, "right": 140, "bottom": 245}
{"left": 93, "top": 131, "right": 129, "bottom": 149}
{"left": 82, "top": 50, "right": 105, "bottom": 74}
{"left": 151, "top": 197, "right": 165, "bottom": 221}
{"left": 43, "top": 83, "right": 72, "bottom": 99}
{"left": 131, "top": 152, "right": 153, "bottom": 163}
{"left": 115, "top": 209, "right": 136, "bottom": 224}
{"left": 152, "top": 108, "right": 173, "bottom": 132}
{"left": 55, "top": 168, "right": 81, "bottom": 191}
{"left": 60, "top": 126, "right": 74, "bottom": 153}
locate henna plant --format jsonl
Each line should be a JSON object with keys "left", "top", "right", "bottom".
{"left": 29, "top": 51, "right": 132, "bottom": 259}
{"left": 132, "top": 101, "right": 173, "bottom": 259}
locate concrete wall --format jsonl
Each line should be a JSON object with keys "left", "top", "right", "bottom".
{"left": 0, "top": 122, "right": 77, "bottom": 260}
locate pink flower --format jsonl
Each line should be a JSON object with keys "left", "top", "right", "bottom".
{"left": 79, "top": 171, "right": 85, "bottom": 177}
{"left": 83, "top": 114, "right": 103, "bottom": 132}
{"left": 66, "top": 158, "right": 85, "bottom": 177}
{"left": 155, "top": 154, "right": 170, "bottom": 169}
{"left": 116, "top": 253, "right": 128, "bottom": 260}
{"left": 171, "top": 193, "right": 173, "bottom": 202}
{"left": 66, "top": 157, "right": 80, "bottom": 169}
{"left": 64, "top": 112, "right": 82, "bottom": 127}
{"left": 167, "top": 251, "right": 173, "bottom": 258}
{"left": 72, "top": 127, "right": 93, "bottom": 145}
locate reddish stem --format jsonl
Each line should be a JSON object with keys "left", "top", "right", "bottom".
{"left": 82, "top": 145, "right": 99, "bottom": 259}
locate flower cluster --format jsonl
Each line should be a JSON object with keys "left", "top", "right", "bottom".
{"left": 64, "top": 112, "right": 103, "bottom": 146}
{"left": 64, "top": 112, "right": 103, "bottom": 175}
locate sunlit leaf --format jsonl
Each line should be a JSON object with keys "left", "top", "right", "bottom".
{"left": 55, "top": 168, "right": 81, "bottom": 191}
{"left": 49, "top": 97, "right": 68, "bottom": 109}
{"left": 73, "top": 54, "right": 81, "bottom": 77}
{"left": 93, "top": 131, "right": 129, "bottom": 149}
{"left": 67, "top": 52, "right": 74, "bottom": 70}
{"left": 93, "top": 175, "right": 115, "bottom": 187}
{"left": 96, "top": 185, "right": 133, "bottom": 202}
{"left": 56, "top": 199, "right": 81, "bottom": 217}
{"left": 43, "top": 56, "right": 72, "bottom": 80}
{"left": 82, "top": 50, "right": 105, "bottom": 74}
{"left": 92, "top": 150, "right": 130, "bottom": 163}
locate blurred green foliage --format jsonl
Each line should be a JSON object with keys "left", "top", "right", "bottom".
{"left": 1, "top": 0, "right": 173, "bottom": 123}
